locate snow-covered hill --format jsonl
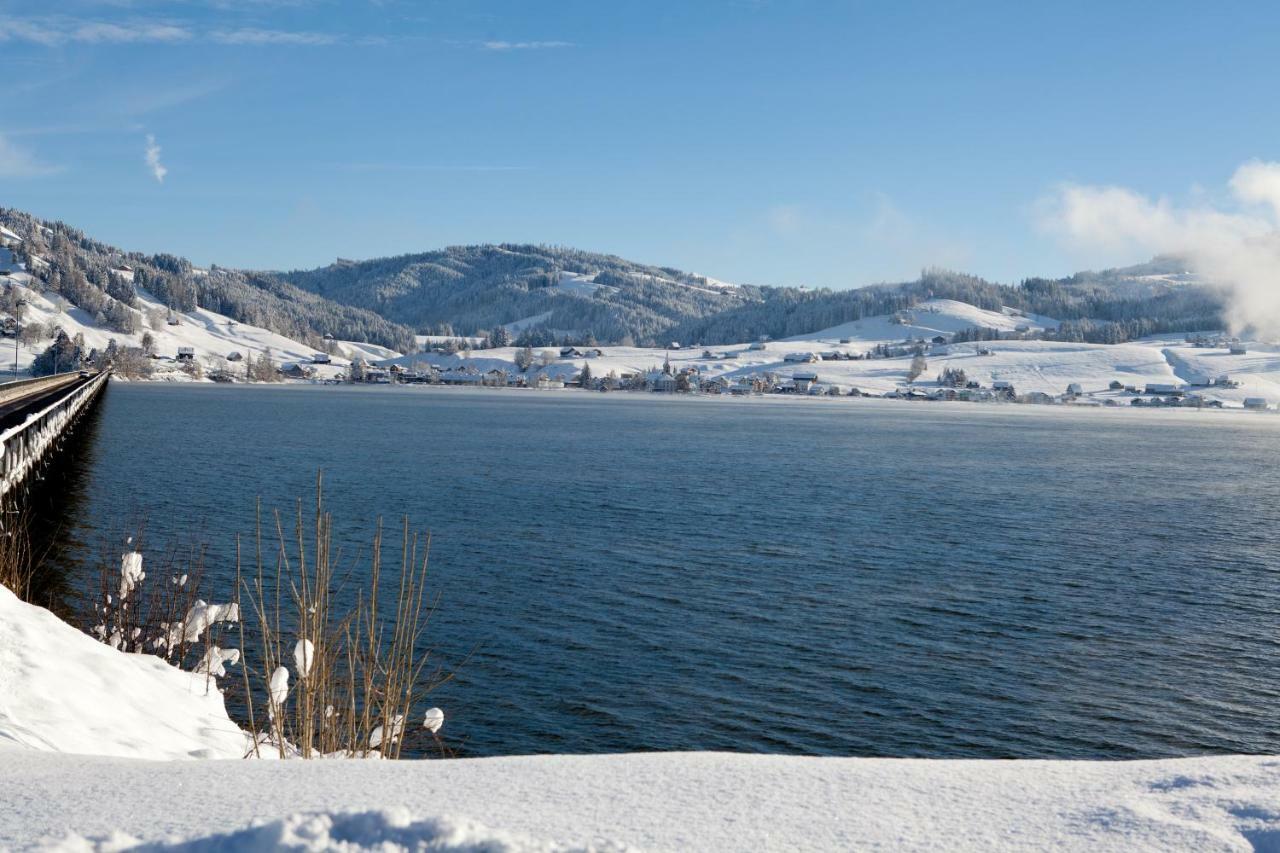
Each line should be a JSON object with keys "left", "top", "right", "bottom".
{"left": 790, "top": 298, "right": 1059, "bottom": 343}
{"left": 8, "top": 273, "right": 400, "bottom": 379}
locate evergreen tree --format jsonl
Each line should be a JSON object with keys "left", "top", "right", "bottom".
{"left": 31, "top": 330, "right": 80, "bottom": 376}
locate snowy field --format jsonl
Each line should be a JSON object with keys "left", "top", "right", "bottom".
{"left": 5, "top": 583, "right": 1280, "bottom": 851}
{"left": 386, "top": 336, "right": 1280, "bottom": 410}
{"left": 12, "top": 278, "right": 1280, "bottom": 408}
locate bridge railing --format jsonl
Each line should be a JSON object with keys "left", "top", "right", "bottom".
{"left": 0, "top": 371, "right": 110, "bottom": 500}
{"left": 0, "top": 372, "right": 85, "bottom": 409}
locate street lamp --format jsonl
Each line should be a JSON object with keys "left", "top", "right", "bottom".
{"left": 11, "top": 298, "right": 24, "bottom": 379}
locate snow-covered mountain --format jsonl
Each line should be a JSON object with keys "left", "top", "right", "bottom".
{"left": 0, "top": 207, "right": 416, "bottom": 355}
{"left": 265, "top": 243, "right": 757, "bottom": 345}
{"left": 7, "top": 267, "right": 400, "bottom": 379}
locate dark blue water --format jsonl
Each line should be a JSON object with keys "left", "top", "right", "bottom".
{"left": 47, "top": 383, "right": 1280, "bottom": 758}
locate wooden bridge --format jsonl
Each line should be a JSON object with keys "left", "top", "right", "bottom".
{"left": 0, "top": 371, "right": 110, "bottom": 500}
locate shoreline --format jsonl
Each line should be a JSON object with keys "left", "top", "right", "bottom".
{"left": 105, "top": 376, "right": 1280, "bottom": 424}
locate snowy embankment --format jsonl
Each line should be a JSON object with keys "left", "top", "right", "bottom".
{"left": 0, "top": 583, "right": 247, "bottom": 760}
{"left": 4, "top": 584, "right": 1280, "bottom": 850}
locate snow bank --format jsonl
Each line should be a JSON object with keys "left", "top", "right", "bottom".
{"left": 0, "top": 583, "right": 247, "bottom": 760}
{"left": 4, "top": 583, "right": 1280, "bottom": 849}
{"left": 49, "top": 809, "right": 589, "bottom": 853}
{"left": 7, "top": 750, "right": 1280, "bottom": 851}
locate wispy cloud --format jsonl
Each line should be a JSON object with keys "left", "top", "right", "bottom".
{"left": 210, "top": 27, "right": 340, "bottom": 46}
{"left": 144, "top": 134, "right": 167, "bottom": 183}
{"left": 114, "top": 78, "right": 228, "bottom": 117}
{"left": 0, "top": 16, "right": 352, "bottom": 47}
{"left": 0, "top": 17, "right": 193, "bottom": 46}
{"left": 482, "top": 40, "right": 573, "bottom": 51}
{"left": 0, "top": 134, "right": 61, "bottom": 178}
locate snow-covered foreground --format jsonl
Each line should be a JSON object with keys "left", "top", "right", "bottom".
{"left": 6, "top": 748, "right": 1280, "bottom": 851}
{"left": 4, "top": 585, "right": 1280, "bottom": 850}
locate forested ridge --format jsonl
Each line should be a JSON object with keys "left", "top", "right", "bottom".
{"left": 0, "top": 206, "right": 1225, "bottom": 349}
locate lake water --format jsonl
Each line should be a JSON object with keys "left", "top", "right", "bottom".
{"left": 40, "top": 383, "right": 1280, "bottom": 758}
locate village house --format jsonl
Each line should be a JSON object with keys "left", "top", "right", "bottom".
{"left": 442, "top": 368, "right": 483, "bottom": 386}
{"left": 0, "top": 225, "right": 21, "bottom": 248}
{"left": 703, "top": 376, "right": 733, "bottom": 394}
{"left": 311, "top": 352, "right": 332, "bottom": 364}
{"left": 175, "top": 347, "right": 195, "bottom": 362}
{"left": 791, "top": 370, "right": 820, "bottom": 394}
{"left": 1230, "top": 344, "right": 1248, "bottom": 355}
{"left": 1245, "top": 397, "right": 1269, "bottom": 411}
{"left": 783, "top": 352, "right": 821, "bottom": 364}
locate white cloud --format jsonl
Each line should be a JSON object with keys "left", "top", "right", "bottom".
{"left": 0, "top": 135, "right": 60, "bottom": 178}
{"left": 482, "top": 40, "right": 573, "bottom": 51}
{"left": 1042, "top": 160, "right": 1280, "bottom": 338}
{"left": 144, "top": 134, "right": 167, "bottom": 183}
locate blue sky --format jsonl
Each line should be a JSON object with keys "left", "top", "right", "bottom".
{"left": 1, "top": 0, "right": 1276, "bottom": 287}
